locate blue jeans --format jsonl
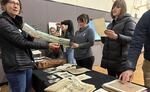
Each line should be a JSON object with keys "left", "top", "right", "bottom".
{"left": 6, "top": 68, "right": 32, "bottom": 92}
{"left": 65, "top": 48, "right": 76, "bottom": 64}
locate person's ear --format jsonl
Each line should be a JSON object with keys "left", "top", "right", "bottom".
{"left": 1, "top": 5, "right": 6, "bottom": 11}
{"left": 65, "top": 25, "right": 68, "bottom": 30}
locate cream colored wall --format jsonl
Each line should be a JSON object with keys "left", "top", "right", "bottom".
{"left": 51, "top": 0, "right": 149, "bottom": 18}
{"left": 51, "top": 0, "right": 113, "bottom": 12}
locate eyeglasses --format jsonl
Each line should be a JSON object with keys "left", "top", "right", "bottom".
{"left": 8, "top": 1, "right": 20, "bottom": 6}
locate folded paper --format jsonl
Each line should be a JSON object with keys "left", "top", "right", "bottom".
{"left": 23, "top": 23, "right": 70, "bottom": 47}
{"left": 44, "top": 77, "right": 96, "bottom": 92}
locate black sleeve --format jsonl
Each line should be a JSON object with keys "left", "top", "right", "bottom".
{"left": 117, "top": 20, "right": 136, "bottom": 45}
{"left": 0, "top": 18, "right": 49, "bottom": 49}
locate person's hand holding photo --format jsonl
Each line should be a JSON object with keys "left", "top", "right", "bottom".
{"left": 104, "top": 29, "right": 118, "bottom": 40}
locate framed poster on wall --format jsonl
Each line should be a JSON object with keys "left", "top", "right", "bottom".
{"left": 48, "top": 22, "right": 61, "bottom": 36}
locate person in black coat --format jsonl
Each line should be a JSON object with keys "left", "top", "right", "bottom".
{"left": 101, "top": 0, "right": 136, "bottom": 78}
{"left": 0, "top": 0, "right": 59, "bottom": 92}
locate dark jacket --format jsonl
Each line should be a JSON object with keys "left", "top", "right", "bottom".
{"left": 101, "top": 13, "right": 136, "bottom": 72}
{"left": 128, "top": 10, "right": 150, "bottom": 70}
{"left": 73, "top": 26, "right": 95, "bottom": 60}
{"left": 0, "top": 12, "right": 49, "bottom": 73}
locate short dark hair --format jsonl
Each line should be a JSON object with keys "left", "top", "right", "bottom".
{"left": 1, "top": 0, "right": 22, "bottom": 13}
{"left": 77, "top": 14, "right": 89, "bottom": 24}
{"left": 111, "top": 0, "right": 127, "bottom": 19}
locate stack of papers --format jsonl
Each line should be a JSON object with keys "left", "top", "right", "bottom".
{"left": 44, "top": 77, "right": 96, "bottom": 92}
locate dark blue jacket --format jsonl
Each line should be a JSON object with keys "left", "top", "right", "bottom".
{"left": 128, "top": 10, "right": 150, "bottom": 70}
{"left": 0, "top": 12, "right": 49, "bottom": 73}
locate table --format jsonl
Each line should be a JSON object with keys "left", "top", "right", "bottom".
{"left": 32, "top": 68, "right": 150, "bottom": 92}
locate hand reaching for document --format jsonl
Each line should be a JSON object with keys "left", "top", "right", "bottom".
{"left": 119, "top": 70, "right": 134, "bottom": 84}
{"left": 71, "top": 42, "right": 79, "bottom": 48}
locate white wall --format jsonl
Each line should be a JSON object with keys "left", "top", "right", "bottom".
{"left": 51, "top": 0, "right": 113, "bottom": 12}
{"left": 51, "top": 0, "right": 149, "bottom": 18}
{"left": 92, "top": 42, "right": 103, "bottom": 65}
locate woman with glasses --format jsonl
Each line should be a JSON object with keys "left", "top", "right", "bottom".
{"left": 0, "top": 0, "right": 59, "bottom": 92}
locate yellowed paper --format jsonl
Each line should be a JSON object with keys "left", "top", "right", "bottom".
{"left": 44, "top": 78, "right": 96, "bottom": 92}
{"left": 93, "top": 18, "right": 106, "bottom": 36}
{"left": 102, "top": 79, "right": 147, "bottom": 92}
{"left": 67, "top": 68, "right": 90, "bottom": 75}
{"left": 23, "top": 23, "right": 70, "bottom": 47}
{"left": 54, "top": 72, "right": 75, "bottom": 79}
{"left": 76, "top": 74, "right": 92, "bottom": 81}
{"left": 94, "top": 88, "right": 108, "bottom": 92}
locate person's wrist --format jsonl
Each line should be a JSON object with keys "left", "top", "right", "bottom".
{"left": 114, "top": 34, "right": 118, "bottom": 39}
{"left": 77, "top": 44, "right": 79, "bottom": 48}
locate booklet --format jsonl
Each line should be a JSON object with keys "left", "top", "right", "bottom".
{"left": 102, "top": 79, "right": 147, "bottom": 92}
